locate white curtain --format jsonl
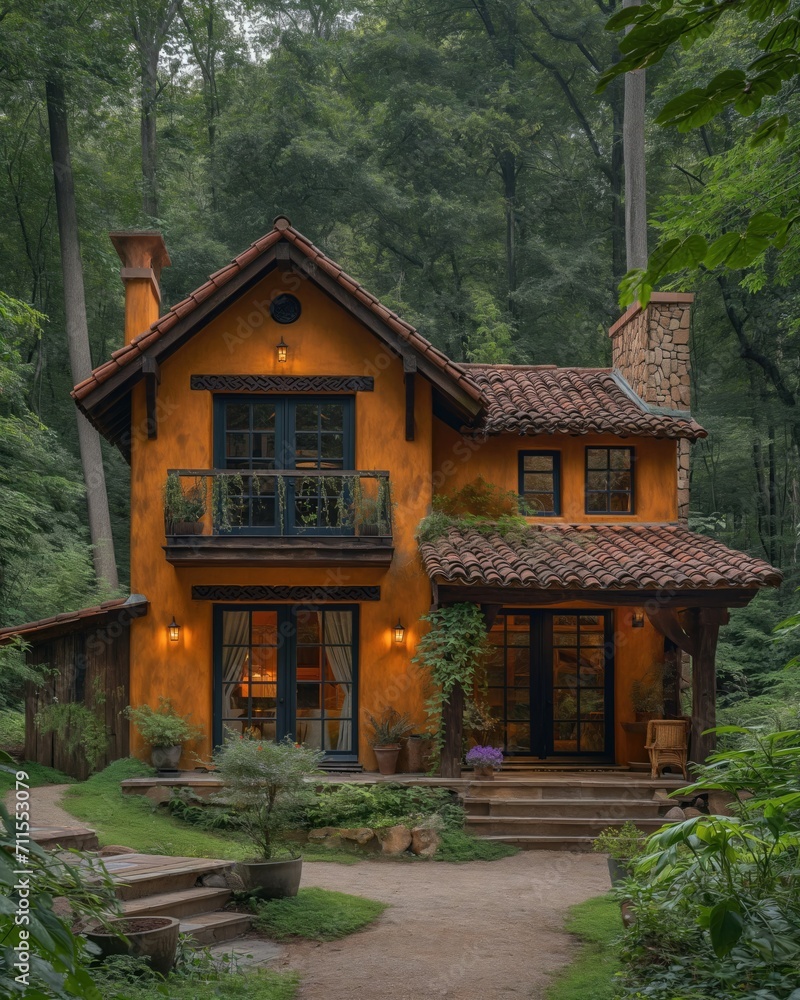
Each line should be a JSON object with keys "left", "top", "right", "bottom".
{"left": 222, "top": 612, "right": 250, "bottom": 723}
{"left": 324, "top": 611, "right": 353, "bottom": 752}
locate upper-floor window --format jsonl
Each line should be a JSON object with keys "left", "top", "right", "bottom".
{"left": 519, "top": 451, "right": 561, "bottom": 516}
{"left": 585, "top": 447, "right": 634, "bottom": 514}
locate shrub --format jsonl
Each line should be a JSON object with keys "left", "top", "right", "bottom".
{"left": 125, "top": 698, "right": 204, "bottom": 747}
{"left": 301, "top": 782, "right": 463, "bottom": 831}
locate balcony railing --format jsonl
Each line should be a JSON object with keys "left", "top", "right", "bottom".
{"left": 164, "top": 469, "right": 393, "bottom": 545}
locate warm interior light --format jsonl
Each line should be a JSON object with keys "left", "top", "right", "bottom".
{"left": 276, "top": 337, "right": 288, "bottom": 362}
{"left": 168, "top": 615, "right": 181, "bottom": 642}
{"left": 394, "top": 620, "right": 406, "bottom": 643}
{"left": 632, "top": 610, "right": 645, "bottom": 628}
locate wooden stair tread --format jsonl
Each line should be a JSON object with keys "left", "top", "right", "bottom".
{"left": 121, "top": 887, "right": 231, "bottom": 916}
{"left": 467, "top": 815, "right": 670, "bottom": 825}
{"left": 464, "top": 797, "right": 664, "bottom": 806}
{"left": 180, "top": 912, "right": 248, "bottom": 930}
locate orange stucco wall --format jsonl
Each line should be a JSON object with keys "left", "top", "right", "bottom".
{"left": 129, "top": 270, "right": 434, "bottom": 768}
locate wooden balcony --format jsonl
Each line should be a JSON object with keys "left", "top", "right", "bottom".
{"left": 163, "top": 469, "right": 394, "bottom": 567}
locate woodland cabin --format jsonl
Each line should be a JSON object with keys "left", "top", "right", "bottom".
{"left": 1, "top": 217, "right": 782, "bottom": 778}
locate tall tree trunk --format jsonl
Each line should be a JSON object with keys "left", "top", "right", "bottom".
{"left": 623, "top": 0, "right": 647, "bottom": 271}
{"left": 499, "top": 149, "right": 517, "bottom": 313}
{"left": 45, "top": 78, "right": 119, "bottom": 591}
{"left": 609, "top": 78, "right": 626, "bottom": 287}
{"left": 141, "top": 46, "right": 159, "bottom": 218}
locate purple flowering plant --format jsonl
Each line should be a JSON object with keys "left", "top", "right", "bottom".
{"left": 465, "top": 745, "right": 504, "bottom": 770}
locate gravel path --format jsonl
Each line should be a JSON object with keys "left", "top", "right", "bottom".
{"left": 278, "top": 852, "right": 608, "bottom": 1000}
{"left": 3, "top": 783, "right": 78, "bottom": 829}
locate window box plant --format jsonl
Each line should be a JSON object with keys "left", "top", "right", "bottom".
{"left": 212, "top": 735, "right": 323, "bottom": 898}
{"left": 367, "top": 708, "right": 414, "bottom": 775}
{"left": 125, "top": 698, "right": 204, "bottom": 770}
{"left": 163, "top": 472, "right": 206, "bottom": 535}
{"left": 465, "top": 745, "right": 504, "bottom": 779}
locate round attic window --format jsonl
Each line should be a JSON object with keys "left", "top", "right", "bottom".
{"left": 270, "top": 294, "right": 301, "bottom": 324}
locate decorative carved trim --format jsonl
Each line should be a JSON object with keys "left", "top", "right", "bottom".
{"left": 190, "top": 375, "right": 374, "bottom": 393}
{"left": 192, "top": 585, "right": 381, "bottom": 602}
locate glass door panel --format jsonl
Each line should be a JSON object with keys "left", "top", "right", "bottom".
{"left": 551, "top": 614, "right": 608, "bottom": 754}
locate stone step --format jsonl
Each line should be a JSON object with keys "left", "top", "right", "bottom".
{"left": 99, "top": 854, "right": 235, "bottom": 901}
{"left": 179, "top": 911, "right": 252, "bottom": 946}
{"left": 32, "top": 826, "right": 99, "bottom": 852}
{"left": 121, "top": 886, "right": 233, "bottom": 920}
{"left": 466, "top": 815, "right": 671, "bottom": 839}
{"left": 464, "top": 797, "right": 668, "bottom": 819}
{"left": 466, "top": 778, "right": 684, "bottom": 801}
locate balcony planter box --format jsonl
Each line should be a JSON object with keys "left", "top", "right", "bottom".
{"left": 172, "top": 521, "right": 203, "bottom": 535}
{"left": 87, "top": 916, "right": 180, "bottom": 976}
{"left": 236, "top": 856, "right": 302, "bottom": 899}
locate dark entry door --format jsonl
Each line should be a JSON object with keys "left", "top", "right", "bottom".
{"left": 213, "top": 605, "right": 358, "bottom": 759}
{"left": 483, "top": 611, "right": 614, "bottom": 758}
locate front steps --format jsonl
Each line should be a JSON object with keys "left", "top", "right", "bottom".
{"left": 463, "top": 774, "right": 685, "bottom": 850}
{"left": 100, "top": 853, "right": 250, "bottom": 945}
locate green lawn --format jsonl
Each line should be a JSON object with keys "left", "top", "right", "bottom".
{"left": 0, "top": 759, "right": 75, "bottom": 797}
{"left": 249, "top": 887, "right": 387, "bottom": 941}
{"left": 93, "top": 963, "right": 299, "bottom": 1000}
{"left": 546, "top": 895, "right": 622, "bottom": 1000}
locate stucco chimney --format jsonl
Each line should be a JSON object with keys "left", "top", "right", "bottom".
{"left": 609, "top": 292, "right": 695, "bottom": 522}
{"left": 110, "top": 231, "right": 171, "bottom": 345}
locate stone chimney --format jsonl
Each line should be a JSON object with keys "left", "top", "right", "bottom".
{"left": 609, "top": 292, "right": 694, "bottom": 522}
{"left": 110, "top": 231, "right": 171, "bottom": 344}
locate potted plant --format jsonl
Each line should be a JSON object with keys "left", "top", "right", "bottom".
{"left": 86, "top": 916, "right": 180, "bottom": 976}
{"left": 592, "top": 821, "right": 646, "bottom": 886}
{"left": 465, "top": 745, "right": 504, "bottom": 779}
{"left": 367, "top": 708, "right": 414, "bottom": 775}
{"left": 163, "top": 472, "right": 206, "bottom": 535}
{"left": 125, "top": 697, "right": 204, "bottom": 770}
{"left": 213, "top": 734, "right": 323, "bottom": 898}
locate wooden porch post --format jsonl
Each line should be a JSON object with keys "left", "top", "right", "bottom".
{"left": 440, "top": 682, "right": 464, "bottom": 779}
{"left": 691, "top": 608, "right": 729, "bottom": 765}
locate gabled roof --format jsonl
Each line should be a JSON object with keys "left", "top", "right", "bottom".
{"left": 0, "top": 595, "right": 149, "bottom": 647}
{"left": 463, "top": 365, "right": 706, "bottom": 440}
{"left": 419, "top": 524, "right": 780, "bottom": 593}
{"left": 72, "top": 217, "right": 483, "bottom": 457}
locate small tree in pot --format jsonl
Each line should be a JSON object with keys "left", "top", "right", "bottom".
{"left": 213, "top": 734, "right": 323, "bottom": 898}
{"left": 593, "top": 821, "right": 647, "bottom": 887}
{"left": 367, "top": 708, "right": 414, "bottom": 775}
{"left": 125, "top": 698, "right": 204, "bottom": 770}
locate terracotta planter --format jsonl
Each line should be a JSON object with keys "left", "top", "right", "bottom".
{"left": 87, "top": 916, "right": 179, "bottom": 976}
{"left": 473, "top": 765, "right": 495, "bottom": 779}
{"left": 373, "top": 745, "right": 401, "bottom": 775}
{"left": 236, "top": 856, "right": 302, "bottom": 899}
{"left": 151, "top": 744, "right": 182, "bottom": 770}
{"left": 406, "top": 736, "right": 429, "bottom": 773}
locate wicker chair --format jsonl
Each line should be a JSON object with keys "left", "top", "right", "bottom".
{"left": 645, "top": 719, "right": 690, "bottom": 780}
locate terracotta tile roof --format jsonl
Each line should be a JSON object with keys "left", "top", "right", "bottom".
{"left": 419, "top": 524, "right": 781, "bottom": 591}
{"left": 72, "top": 217, "right": 482, "bottom": 407}
{"left": 462, "top": 365, "right": 706, "bottom": 440}
{"left": 0, "top": 595, "right": 148, "bottom": 646}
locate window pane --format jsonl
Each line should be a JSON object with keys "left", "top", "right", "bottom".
{"left": 580, "top": 722, "right": 604, "bottom": 752}
{"left": 252, "top": 433, "right": 275, "bottom": 460}
{"left": 226, "top": 432, "right": 250, "bottom": 459}
{"left": 554, "top": 689, "right": 577, "bottom": 720}
{"left": 321, "top": 433, "right": 344, "bottom": 459}
{"left": 526, "top": 492, "right": 555, "bottom": 513}
{"left": 610, "top": 471, "right": 631, "bottom": 490}
{"left": 295, "top": 432, "right": 319, "bottom": 458}
{"left": 580, "top": 690, "right": 604, "bottom": 719}
{"left": 610, "top": 449, "right": 631, "bottom": 470}
{"left": 524, "top": 472, "right": 553, "bottom": 492}
{"left": 524, "top": 454, "right": 553, "bottom": 472}
{"left": 587, "top": 471, "right": 608, "bottom": 490}
{"left": 586, "top": 492, "right": 607, "bottom": 512}
{"left": 320, "top": 403, "right": 344, "bottom": 431}
{"left": 610, "top": 492, "right": 632, "bottom": 512}
{"left": 252, "top": 404, "right": 275, "bottom": 431}
{"left": 587, "top": 448, "right": 607, "bottom": 469}
{"left": 507, "top": 723, "right": 530, "bottom": 752}
{"left": 554, "top": 722, "right": 577, "bottom": 752}
{"left": 295, "top": 403, "right": 319, "bottom": 431}
{"left": 226, "top": 404, "right": 249, "bottom": 430}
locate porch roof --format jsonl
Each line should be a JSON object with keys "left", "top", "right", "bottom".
{"left": 419, "top": 523, "right": 781, "bottom": 605}
{"left": 0, "top": 595, "right": 148, "bottom": 646}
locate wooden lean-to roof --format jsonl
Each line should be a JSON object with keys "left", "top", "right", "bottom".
{"left": 72, "top": 217, "right": 483, "bottom": 460}
{"left": 0, "top": 595, "right": 149, "bottom": 646}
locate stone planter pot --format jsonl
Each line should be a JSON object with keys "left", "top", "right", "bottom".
{"left": 373, "top": 745, "right": 401, "bottom": 776}
{"left": 607, "top": 857, "right": 631, "bottom": 887}
{"left": 472, "top": 765, "right": 496, "bottom": 779}
{"left": 236, "top": 856, "right": 302, "bottom": 899}
{"left": 87, "top": 916, "right": 180, "bottom": 976}
{"left": 151, "top": 744, "right": 182, "bottom": 770}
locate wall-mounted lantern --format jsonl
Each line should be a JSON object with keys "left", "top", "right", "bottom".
{"left": 393, "top": 620, "right": 406, "bottom": 644}
{"left": 276, "top": 336, "right": 288, "bottom": 363}
{"left": 168, "top": 615, "right": 181, "bottom": 642}
{"left": 631, "top": 610, "right": 645, "bottom": 629}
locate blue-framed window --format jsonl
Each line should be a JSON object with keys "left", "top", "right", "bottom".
{"left": 213, "top": 396, "right": 355, "bottom": 534}
{"left": 585, "top": 447, "right": 635, "bottom": 514}
{"left": 519, "top": 451, "right": 561, "bottom": 516}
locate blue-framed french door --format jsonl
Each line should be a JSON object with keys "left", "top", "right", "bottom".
{"left": 213, "top": 604, "right": 359, "bottom": 759}
{"left": 484, "top": 610, "right": 614, "bottom": 759}
{"left": 212, "top": 395, "right": 355, "bottom": 535}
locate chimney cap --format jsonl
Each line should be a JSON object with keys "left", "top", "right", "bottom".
{"left": 110, "top": 230, "right": 171, "bottom": 274}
